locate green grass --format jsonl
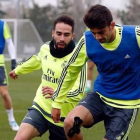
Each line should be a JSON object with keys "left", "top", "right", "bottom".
{"left": 0, "top": 62, "right": 139, "bottom": 140}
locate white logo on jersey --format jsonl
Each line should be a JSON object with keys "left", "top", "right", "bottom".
{"left": 80, "top": 101, "right": 87, "bottom": 104}
{"left": 124, "top": 54, "right": 131, "bottom": 59}
{"left": 24, "top": 116, "right": 32, "bottom": 120}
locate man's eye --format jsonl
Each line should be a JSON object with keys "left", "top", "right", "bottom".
{"left": 57, "top": 33, "right": 61, "bottom": 35}
{"left": 99, "top": 31, "right": 104, "bottom": 34}
{"left": 65, "top": 34, "right": 70, "bottom": 37}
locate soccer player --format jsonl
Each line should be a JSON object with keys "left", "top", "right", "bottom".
{"left": 9, "top": 15, "right": 87, "bottom": 140}
{"left": 0, "top": 20, "right": 19, "bottom": 131}
{"left": 51, "top": 5, "right": 140, "bottom": 140}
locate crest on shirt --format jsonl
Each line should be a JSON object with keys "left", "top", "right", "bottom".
{"left": 44, "top": 55, "right": 47, "bottom": 60}
{"left": 53, "top": 59, "right": 57, "bottom": 62}
{"left": 61, "top": 60, "right": 67, "bottom": 68}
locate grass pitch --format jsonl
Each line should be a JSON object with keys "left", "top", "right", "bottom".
{"left": 0, "top": 62, "right": 139, "bottom": 140}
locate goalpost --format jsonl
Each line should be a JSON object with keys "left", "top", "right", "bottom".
{"left": 2, "top": 19, "right": 44, "bottom": 61}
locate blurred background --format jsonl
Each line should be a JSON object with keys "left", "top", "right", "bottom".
{"left": 0, "top": 0, "right": 140, "bottom": 139}
{"left": 1, "top": 0, "right": 140, "bottom": 60}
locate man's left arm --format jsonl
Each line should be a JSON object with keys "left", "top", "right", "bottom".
{"left": 4, "top": 22, "right": 16, "bottom": 70}
{"left": 51, "top": 36, "right": 89, "bottom": 122}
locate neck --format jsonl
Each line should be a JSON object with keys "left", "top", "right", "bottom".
{"left": 109, "top": 28, "right": 116, "bottom": 43}
{"left": 50, "top": 40, "right": 75, "bottom": 58}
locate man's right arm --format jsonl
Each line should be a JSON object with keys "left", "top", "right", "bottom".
{"left": 9, "top": 54, "right": 42, "bottom": 79}
{"left": 52, "top": 36, "right": 89, "bottom": 109}
{"left": 15, "top": 53, "right": 42, "bottom": 75}
{"left": 51, "top": 36, "right": 89, "bottom": 123}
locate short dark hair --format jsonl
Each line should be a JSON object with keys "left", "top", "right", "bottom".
{"left": 83, "top": 4, "right": 113, "bottom": 29}
{"left": 54, "top": 15, "right": 75, "bottom": 32}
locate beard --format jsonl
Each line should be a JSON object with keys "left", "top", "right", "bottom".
{"left": 53, "top": 39, "right": 68, "bottom": 51}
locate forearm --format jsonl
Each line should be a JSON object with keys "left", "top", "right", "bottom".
{"left": 15, "top": 56, "right": 41, "bottom": 75}
{"left": 52, "top": 75, "right": 79, "bottom": 109}
{"left": 52, "top": 37, "right": 88, "bottom": 109}
{"left": 6, "top": 38, "right": 16, "bottom": 59}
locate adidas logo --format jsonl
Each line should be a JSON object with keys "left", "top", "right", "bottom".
{"left": 24, "top": 116, "right": 32, "bottom": 120}
{"left": 124, "top": 54, "right": 131, "bottom": 59}
{"left": 80, "top": 101, "right": 87, "bottom": 104}
{"left": 44, "top": 55, "right": 47, "bottom": 60}
{"left": 53, "top": 59, "right": 57, "bottom": 62}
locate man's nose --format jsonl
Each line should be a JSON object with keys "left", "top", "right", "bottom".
{"left": 60, "top": 35, "right": 65, "bottom": 41}
{"left": 95, "top": 34, "right": 101, "bottom": 40}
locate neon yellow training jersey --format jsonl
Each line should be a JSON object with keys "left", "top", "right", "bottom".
{"left": 15, "top": 41, "right": 87, "bottom": 127}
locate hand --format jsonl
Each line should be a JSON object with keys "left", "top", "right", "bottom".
{"left": 11, "top": 59, "right": 16, "bottom": 70}
{"left": 42, "top": 86, "right": 54, "bottom": 98}
{"left": 9, "top": 70, "right": 18, "bottom": 79}
{"left": 51, "top": 108, "right": 61, "bottom": 123}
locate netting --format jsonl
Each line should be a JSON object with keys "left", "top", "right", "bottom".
{"left": 3, "top": 19, "right": 43, "bottom": 61}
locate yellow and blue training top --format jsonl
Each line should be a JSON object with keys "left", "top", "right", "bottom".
{"left": 52, "top": 25, "right": 140, "bottom": 109}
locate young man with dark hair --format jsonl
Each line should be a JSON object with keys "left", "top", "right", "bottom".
{"left": 51, "top": 5, "right": 140, "bottom": 140}
{"left": 9, "top": 15, "right": 87, "bottom": 140}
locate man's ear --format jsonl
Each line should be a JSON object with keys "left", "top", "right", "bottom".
{"left": 52, "top": 30, "right": 54, "bottom": 38}
{"left": 110, "top": 22, "right": 115, "bottom": 29}
{"left": 72, "top": 33, "right": 75, "bottom": 40}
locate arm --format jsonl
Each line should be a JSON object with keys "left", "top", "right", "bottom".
{"left": 9, "top": 54, "right": 41, "bottom": 79}
{"left": 8, "top": 43, "right": 43, "bottom": 77}
{"left": 4, "top": 22, "right": 16, "bottom": 70}
{"left": 51, "top": 36, "right": 89, "bottom": 122}
{"left": 67, "top": 63, "right": 87, "bottom": 100}
{"left": 14, "top": 54, "right": 42, "bottom": 75}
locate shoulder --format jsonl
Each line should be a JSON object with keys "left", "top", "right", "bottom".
{"left": 78, "top": 36, "right": 85, "bottom": 44}
{"left": 0, "top": 20, "right": 4, "bottom": 24}
{"left": 0, "top": 20, "right": 5, "bottom": 24}
{"left": 0, "top": 20, "right": 5, "bottom": 29}
{"left": 135, "top": 26, "right": 140, "bottom": 48}
{"left": 75, "top": 36, "right": 85, "bottom": 52}
{"left": 40, "top": 41, "right": 50, "bottom": 51}
{"left": 4, "top": 22, "right": 9, "bottom": 30}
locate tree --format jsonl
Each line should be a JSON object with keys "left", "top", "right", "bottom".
{"left": 118, "top": 0, "right": 140, "bottom": 25}
{"left": 0, "top": 10, "right": 6, "bottom": 18}
{"left": 0, "top": 3, "right": 6, "bottom": 18}
{"left": 24, "top": 1, "right": 57, "bottom": 42}
{"left": 70, "top": 0, "right": 97, "bottom": 41}
{"left": 23, "top": 0, "right": 98, "bottom": 42}
{"left": 58, "top": 0, "right": 72, "bottom": 15}
{"left": 69, "top": 0, "right": 86, "bottom": 41}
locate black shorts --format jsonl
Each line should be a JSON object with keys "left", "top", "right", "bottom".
{"left": 0, "top": 66, "right": 8, "bottom": 86}
{"left": 78, "top": 92, "right": 139, "bottom": 140}
{"left": 22, "top": 108, "right": 67, "bottom": 140}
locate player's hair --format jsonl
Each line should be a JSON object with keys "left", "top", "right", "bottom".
{"left": 83, "top": 4, "right": 113, "bottom": 29}
{"left": 54, "top": 15, "right": 75, "bottom": 32}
